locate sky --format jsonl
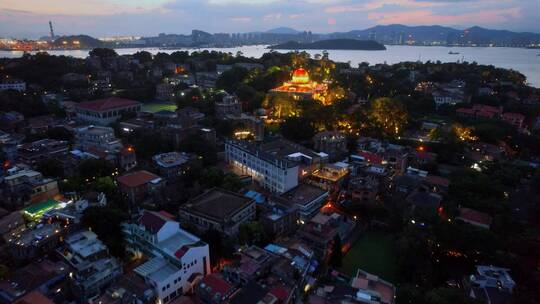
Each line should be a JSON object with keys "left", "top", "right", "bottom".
{"left": 0, "top": 0, "right": 538, "bottom": 38}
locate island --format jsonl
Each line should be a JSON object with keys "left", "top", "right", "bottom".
{"left": 269, "top": 39, "right": 386, "bottom": 51}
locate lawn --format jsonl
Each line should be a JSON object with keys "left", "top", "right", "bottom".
{"left": 340, "top": 232, "right": 398, "bottom": 283}
{"left": 142, "top": 102, "right": 177, "bottom": 113}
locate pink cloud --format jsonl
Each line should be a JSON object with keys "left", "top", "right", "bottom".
{"left": 367, "top": 7, "right": 521, "bottom": 25}
{"left": 325, "top": 0, "right": 442, "bottom": 14}
{"left": 263, "top": 13, "right": 282, "bottom": 21}
{"left": 289, "top": 13, "right": 304, "bottom": 19}
{"left": 229, "top": 16, "right": 251, "bottom": 22}
{"left": 327, "top": 18, "right": 337, "bottom": 25}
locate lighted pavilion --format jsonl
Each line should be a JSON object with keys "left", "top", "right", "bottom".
{"left": 270, "top": 68, "right": 329, "bottom": 104}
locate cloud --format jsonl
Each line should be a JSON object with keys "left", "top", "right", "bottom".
{"left": 367, "top": 7, "right": 521, "bottom": 25}
{"left": 0, "top": 0, "right": 537, "bottom": 38}
{"left": 229, "top": 16, "right": 252, "bottom": 22}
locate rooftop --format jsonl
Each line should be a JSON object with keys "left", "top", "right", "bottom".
{"left": 182, "top": 188, "right": 254, "bottom": 222}
{"left": 117, "top": 170, "right": 160, "bottom": 188}
{"left": 280, "top": 183, "right": 328, "bottom": 207}
{"left": 75, "top": 97, "right": 141, "bottom": 112}
{"left": 153, "top": 152, "right": 190, "bottom": 168}
{"left": 457, "top": 208, "right": 493, "bottom": 227}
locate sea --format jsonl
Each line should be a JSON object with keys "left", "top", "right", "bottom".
{"left": 1, "top": 45, "right": 539, "bottom": 88}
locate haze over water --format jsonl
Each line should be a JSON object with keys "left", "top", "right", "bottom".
{"left": 2, "top": 45, "right": 539, "bottom": 88}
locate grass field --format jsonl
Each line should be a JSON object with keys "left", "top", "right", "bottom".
{"left": 340, "top": 232, "right": 398, "bottom": 283}
{"left": 142, "top": 102, "right": 177, "bottom": 113}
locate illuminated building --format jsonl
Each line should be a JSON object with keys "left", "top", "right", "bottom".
{"left": 270, "top": 68, "right": 329, "bottom": 104}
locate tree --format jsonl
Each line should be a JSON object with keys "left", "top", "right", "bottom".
{"left": 328, "top": 234, "right": 343, "bottom": 268}
{"left": 78, "top": 159, "right": 114, "bottom": 180}
{"left": 47, "top": 126, "right": 73, "bottom": 141}
{"left": 89, "top": 48, "right": 118, "bottom": 58}
{"left": 82, "top": 206, "right": 128, "bottom": 257}
{"left": 425, "top": 288, "right": 483, "bottom": 304}
{"left": 279, "top": 117, "right": 315, "bottom": 142}
{"left": 132, "top": 51, "right": 153, "bottom": 64}
{"left": 238, "top": 222, "right": 267, "bottom": 246}
{"left": 37, "top": 159, "right": 64, "bottom": 178}
{"left": 368, "top": 97, "right": 408, "bottom": 136}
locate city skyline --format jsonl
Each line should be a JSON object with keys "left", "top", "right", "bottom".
{"left": 1, "top": 0, "right": 539, "bottom": 38}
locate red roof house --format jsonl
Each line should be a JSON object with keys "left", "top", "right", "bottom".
{"left": 75, "top": 97, "right": 142, "bottom": 125}
{"left": 117, "top": 170, "right": 161, "bottom": 205}
{"left": 456, "top": 207, "right": 493, "bottom": 229}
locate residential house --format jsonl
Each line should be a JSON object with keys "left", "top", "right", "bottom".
{"left": 58, "top": 230, "right": 122, "bottom": 301}
{"left": 117, "top": 170, "right": 163, "bottom": 207}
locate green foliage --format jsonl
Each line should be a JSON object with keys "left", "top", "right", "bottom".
{"left": 0, "top": 90, "right": 49, "bottom": 117}
{"left": 37, "top": 159, "right": 64, "bottom": 178}
{"left": 216, "top": 66, "right": 248, "bottom": 92}
{"left": 425, "top": 288, "right": 483, "bottom": 304}
{"left": 0, "top": 265, "right": 9, "bottom": 280}
{"left": 328, "top": 234, "right": 343, "bottom": 268}
{"left": 179, "top": 134, "right": 217, "bottom": 166}
{"left": 279, "top": 117, "right": 315, "bottom": 142}
{"left": 89, "top": 48, "right": 118, "bottom": 58}
{"left": 201, "top": 229, "right": 235, "bottom": 267}
{"left": 46, "top": 126, "right": 73, "bottom": 141}
{"left": 82, "top": 206, "right": 128, "bottom": 257}
{"left": 78, "top": 159, "right": 114, "bottom": 180}
{"left": 132, "top": 51, "right": 153, "bottom": 63}
{"left": 368, "top": 97, "right": 408, "bottom": 137}
{"left": 238, "top": 222, "right": 267, "bottom": 247}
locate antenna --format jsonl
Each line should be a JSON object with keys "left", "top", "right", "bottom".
{"left": 49, "top": 21, "right": 55, "bottom": 40}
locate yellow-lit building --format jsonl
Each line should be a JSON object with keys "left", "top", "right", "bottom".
{"left": 270, "top": 68, "right": 329, "bottom": 103}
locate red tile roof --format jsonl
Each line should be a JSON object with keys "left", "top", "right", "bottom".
{"left": 201, "top": 274, "right": 234, "bottom": 297}
{"left": 269, "top": 286, "right": 290, "bottom": 301}
{"left": 139, "top": 210, "right": 170, "bottom": 234}
{"left": 502, "top": 112, "right": 525, "bottom": 120}
{"left": 117, "top": 170, "right": 159, "bottom": 188}
{"left": 15, "top": 291, "right": 54, "bottom": 304}
{"left": 456, "top": 108, "right": 476, "bottom": 115}
{"left": 75, "top": 97, "right": 141, "bottom": 112}
{"left": 458, "top": 208, "right": 492, "bottom": 227}
{"left": 425, "top": 175, "right": 450, "bottom": 187}
{"left": 175, "top": 245, "right": 189, "bottom": 259}
{"left": 357, "top": 151, "right": 383, "bottom": 164}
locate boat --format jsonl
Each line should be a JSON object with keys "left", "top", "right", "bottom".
{"left": 448, "top": 51, "right": 460, "bottom": 55}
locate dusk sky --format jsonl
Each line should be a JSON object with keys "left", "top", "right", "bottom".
{"left": 0, "top": 0, "right": 538, "bottom": 38}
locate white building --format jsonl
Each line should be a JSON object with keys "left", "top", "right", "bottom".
{"left": 225, "top": 140, "right": 299, "bottom": 193}
{"left": 74, "top": 97, "right": 141, "bottom": 126}
{"left": 0, "top": 79, "right": 26, "bottom": 92}
{"left": 59, "top": 230, "right": 122, "bottom": 301}
{"left": 74, "top": 125, "right": 123, "bottom": 152}
{"left": 123, "top": 210, "right": 210, "bottom": 304}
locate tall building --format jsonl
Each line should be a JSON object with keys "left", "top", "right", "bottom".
{"left": 225, "top": 139, "right": 325, "bottom": 193}
{"left": 123, "top": 210, "right": 211, "bottom": 304}
{"left": 58, "top": 230, "right": 122, "bottom": 301}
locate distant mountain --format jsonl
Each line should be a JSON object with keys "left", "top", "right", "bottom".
{"left": 266, "top": 27, "right": 300, "bottom": 35}
{"left": 269, "top": 39, "right": 386, "bottom": 51}
{"left": 323, "top": 24, "right": 540, "bottom": 46}
{"left": 461, "top": 26, "right": 540, "bottom": 45}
